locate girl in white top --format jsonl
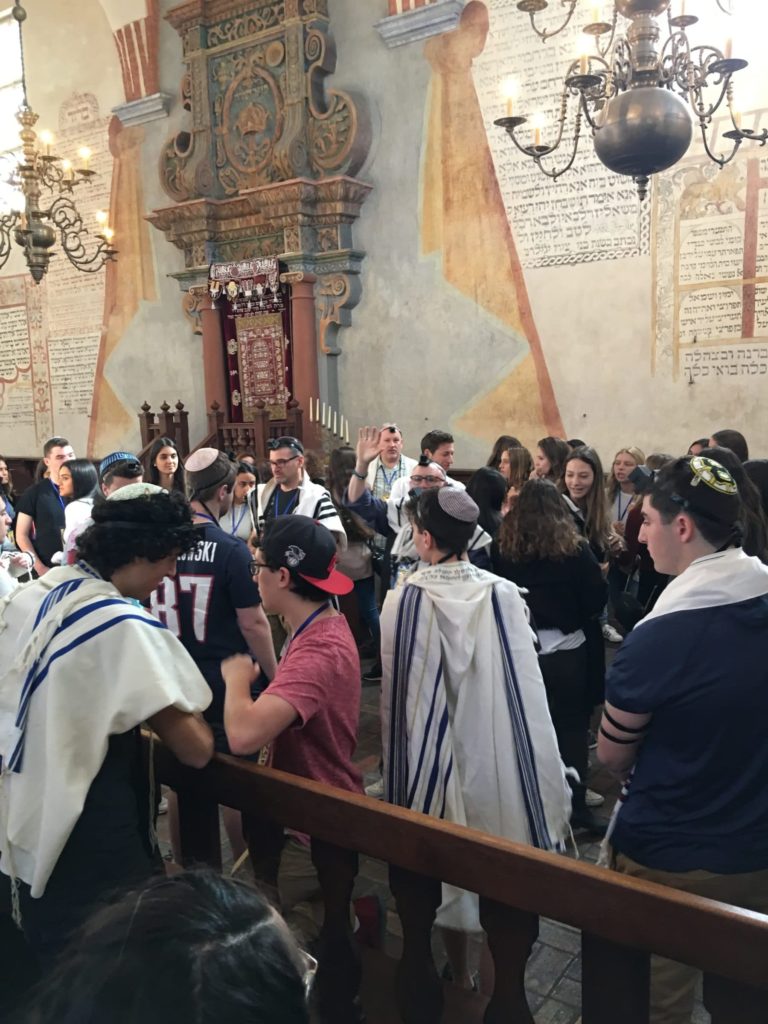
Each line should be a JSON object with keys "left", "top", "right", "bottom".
{"left": 60, "top": 459, "right": 100, "bottom": 565}
{"left": 224, "top": 462, "right": 258, "bottom": 544}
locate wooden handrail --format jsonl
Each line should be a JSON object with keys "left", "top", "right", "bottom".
{"left": 149, "top": 739, "right": 768, "bottom": 993}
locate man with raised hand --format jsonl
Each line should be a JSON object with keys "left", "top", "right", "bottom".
{"left": 365, "top": 422, "right": 417, "bottom": 501}
{"left": 15, "top": 436, "right": 75, "bottom": 576}
{"left": 598, "top": 455, "right": 768, "bottom": 1024}
{"left": 346, "top": 426, "right": 492, "bottom": 582}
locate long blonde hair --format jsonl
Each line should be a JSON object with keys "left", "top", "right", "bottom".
{"left": 606, "top": 446, "right": 646, "bottom": 503}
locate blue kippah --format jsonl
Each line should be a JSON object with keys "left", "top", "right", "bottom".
{"left": 99, "top": 451, "right": 138, "bottom": 475}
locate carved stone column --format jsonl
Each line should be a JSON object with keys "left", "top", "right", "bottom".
{"left": 282, "top": 271, "right": 322, "bottom": 450}
{"left": 200, "top": 304, "right": 229, "bottom": 417}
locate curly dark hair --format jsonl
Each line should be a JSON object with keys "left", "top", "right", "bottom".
{"left": 76, "top": 490, "right": 199, "bottom": 579}
{"left": 499, "top": 478, "right": 583, "bottom": 562}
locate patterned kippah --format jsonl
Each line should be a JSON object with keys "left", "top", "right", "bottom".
{"left": 107, "top": 483, "right": 167, "bottom": 501}
{"left": 99, "top": 451, "right": 137, "bottom": 475}
{"left": 437, "top": 486, "right": 479, "bottom": 523}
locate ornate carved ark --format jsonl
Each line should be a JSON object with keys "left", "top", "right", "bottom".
{"left": 147, "top": 0, "right": 372, "bottom": 445}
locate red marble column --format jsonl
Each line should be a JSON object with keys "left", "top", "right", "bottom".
{"left": 288, "top": 273, "right": 322, "bottom": 449}
{"left": 200, "top": 305, "right": 229, "bottom": 415}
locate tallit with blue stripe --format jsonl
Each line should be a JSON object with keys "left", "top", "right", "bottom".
{"left": 381, "top": 561, "right": 571, "bottom": 931}
{"left": 0, "top": 563, "right": 211, "bottom": 898}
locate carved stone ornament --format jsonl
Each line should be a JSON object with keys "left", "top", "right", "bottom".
{"left": 182, "top": 284, "right": 211, "bottom": 335}
{"left": 317, "top": 271, "right": 362, "bottom": 356}
{"left": 158, "top": 0, "right": 370, "bottom": 202}
{"left": 151, "top": 0, "right": 373, "bottom": 350}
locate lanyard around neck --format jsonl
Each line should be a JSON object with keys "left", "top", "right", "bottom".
{"left": 229, "top": 502, "right": 248, "bottom": 535}
{"left": 50, "top": 480, "right": 65, "bottom": 512}
{"left": 290, "top": 601, "right": 331, "bottom": 646}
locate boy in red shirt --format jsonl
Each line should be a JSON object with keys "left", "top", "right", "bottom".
{"left": 222, "top": 514, "right": 362, "bottom": 936}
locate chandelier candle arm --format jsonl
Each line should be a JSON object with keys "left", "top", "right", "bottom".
{"left": 0, "top": 2, "right": 118, "bottom": 281}
{"left": 497, "top": 0, "right": 767, "bottom": 199}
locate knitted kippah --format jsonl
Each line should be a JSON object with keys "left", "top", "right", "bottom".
{"left": 107, "top": 483, "right": 167, "bottom": 501}
{"left": 437, "top": 486, "right": 479, "bottom": 523}
{"left": 99, "top": 451, "right": 137, "bottom": 475}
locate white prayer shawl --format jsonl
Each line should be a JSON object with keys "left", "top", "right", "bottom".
{"left": 598, "top": 546, "right": 768, "bottom": 867}
{"left": 0, "top": 564, "right": 211, "bottom": 898}
{"left": 366, "top": 455, "right": 417, "bottom": 491}
{"left": 257, "top": 476, "right": 347, "bottom": 549}
{"left": 381, "top": 561, "right": 571, "bottom": 930}
{"left": 638, "top": 546, "right": 768, "bottom": 625}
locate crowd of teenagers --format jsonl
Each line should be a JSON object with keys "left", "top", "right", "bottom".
{"left": 1, "top": 422, "right": 768, "bottom": 1024}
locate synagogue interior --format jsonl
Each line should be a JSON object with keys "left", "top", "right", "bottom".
{"left": 1, "top": 1, "right": 768, "bottom": 1022}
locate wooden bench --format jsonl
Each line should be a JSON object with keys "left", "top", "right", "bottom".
{"left": 150, "top": 738, "right": 768, "bottom": 1024}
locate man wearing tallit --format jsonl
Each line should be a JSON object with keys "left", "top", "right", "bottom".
{"left": 380, "top": 487, "right": 571, "bottom": 987}
{"left": 0, "top": 485, "right": 214, "bottom": 962}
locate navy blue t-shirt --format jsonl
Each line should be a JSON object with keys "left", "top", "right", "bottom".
{"left": 607, "top": 595, "right": 768, "bottom": 873}
{"left": 150, "top": 523, "right": 261, "bottom": 723}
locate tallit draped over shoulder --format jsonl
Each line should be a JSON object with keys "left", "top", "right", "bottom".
{"left": 0, "top": 564, "right": 211, "bottom": 898}
{"left": 381, "top": 562, "right": 570, "bottom": 927}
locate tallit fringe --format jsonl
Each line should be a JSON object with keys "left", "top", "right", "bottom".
{"left": 0, "top": 770, "right": 23, "bottom": 928}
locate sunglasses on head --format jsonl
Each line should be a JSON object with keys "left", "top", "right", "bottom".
{"left": 267, "top": 436, "right": 304, "bottom": 454}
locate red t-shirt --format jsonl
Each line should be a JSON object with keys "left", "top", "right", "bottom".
{"left": 265, "top": 614, "right": 363, "bottom": 794}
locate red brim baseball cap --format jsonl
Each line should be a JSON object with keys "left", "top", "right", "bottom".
{"left": 298, "top": 566, "right": 354, "bottom": 596}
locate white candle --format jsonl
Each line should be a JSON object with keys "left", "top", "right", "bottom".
{"left": 321, "top": 402, "right": 326, "bottom": 427}
{"left": 333, "top": 411, "right": 338, "bottom": 435}
{"left": 345, "top": 419, "right": 350, "bottom": 444}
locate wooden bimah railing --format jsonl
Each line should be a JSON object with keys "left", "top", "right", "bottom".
{"left": 147, "top": 738, "right": 768, "bottom": 1024}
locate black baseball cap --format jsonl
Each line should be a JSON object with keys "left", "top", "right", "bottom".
{"left": 261, "top": 515, "right": 353, "bottom": 595}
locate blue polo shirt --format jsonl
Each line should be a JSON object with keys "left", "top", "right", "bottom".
{"left": 607, "top": 595, "right": 768, "bottom": 874}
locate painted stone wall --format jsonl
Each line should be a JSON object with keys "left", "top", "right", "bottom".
{"left": 332, "top": 0, "right": 768, "bottom": 466}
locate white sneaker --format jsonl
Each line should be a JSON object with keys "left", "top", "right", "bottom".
{"left": 602, "top": 623, "right": 623, "bottom": 644}
{"left": 585, "top": 789, "right": 605, "bottom": 807}
{"left": 365, "top": 777, "right": 384, "bottom": 799}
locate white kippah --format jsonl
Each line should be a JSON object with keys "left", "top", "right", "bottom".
{"left": 437, "top": 486, "right": 478, "bottom": 523}
{"left": 185, "top": 447, "right": 219, "bottom": 472}
{"left": 107, "top": 482, "right": 167, "bottom": 501}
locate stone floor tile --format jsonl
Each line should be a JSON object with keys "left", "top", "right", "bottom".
{"left": 534, "top": 996, "right": 582, "bottom": 1023}
{"left": 526, "top": 944, "right": 575, "bottom": 996}
{"left": 551, "top": 976, "right": 582, "bottom": 1008}
{"left": 539, "top": 919, "right": 581, "bottom": 955}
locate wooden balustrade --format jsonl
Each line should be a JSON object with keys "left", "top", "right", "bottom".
{"left": 147, "top": 737, "right": 768, "bottom": 1024}
{"left": 137, "top": 400, "right": 190, "bottom": 463}
{"left": 138, "top": 399, "right": 306, "bottom": 467}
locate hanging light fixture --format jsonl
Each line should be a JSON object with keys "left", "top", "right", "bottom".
{"left": 0, "top": 3, "right": 117, "bottom": 282}
{"left": 494, "top": 0, "right": 767, "bottom": 199}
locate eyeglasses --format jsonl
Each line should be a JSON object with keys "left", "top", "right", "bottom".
{"left": 409, "top": 475, "right": 443, "bottom": 485}
{"left": 249, "top": 561, "right": 273, "bottom": 577}
{"left": 270, "top": 455, "right": 300, "bottom": 469}
{"left": 267, "top": 436, "right": 304, "bottom": 454}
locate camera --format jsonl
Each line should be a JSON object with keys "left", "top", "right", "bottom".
{"left": 628, "top": 465, "right": 656, "bottom": 493}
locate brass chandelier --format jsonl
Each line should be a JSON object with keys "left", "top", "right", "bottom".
{"left": 0, "top": 3, "right": 117, "bottom": 283}
{"left": 494, "top": 0, "right": 767, "bottom": 199}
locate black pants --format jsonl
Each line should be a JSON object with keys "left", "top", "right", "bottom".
{"left": 539, "top": 644, "right": 590, "bottom": 785}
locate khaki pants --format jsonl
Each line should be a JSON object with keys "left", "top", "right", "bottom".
{"left": 614, "top": 852, "right": 768, "bottom": 1024}
{"left": 278, "top": 836, "right": 324, "bottom": 943}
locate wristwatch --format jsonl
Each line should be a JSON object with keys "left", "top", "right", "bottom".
{"left": 351, "top": 469, "right": 367, "bottom": 480}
